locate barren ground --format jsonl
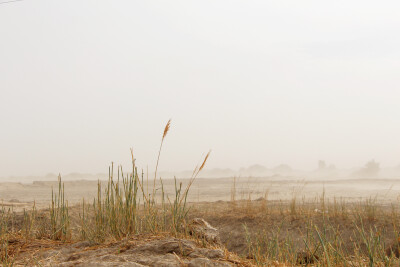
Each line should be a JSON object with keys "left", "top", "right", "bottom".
{"left": 2, "top": 177, "right": 400, "bottom": 266}
{"left": 1, "top": 176, "right": 400, "bottom": 211}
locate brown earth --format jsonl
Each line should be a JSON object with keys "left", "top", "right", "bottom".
{"left": 2, "top": 177, "right": 400, "bottom": 266}
{"left": 189, "top": 200, "right": 399, "bottom": 257}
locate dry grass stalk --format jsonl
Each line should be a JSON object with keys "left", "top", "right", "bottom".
{"left": 154, "top": 119, "right": 171, "bottom": 181}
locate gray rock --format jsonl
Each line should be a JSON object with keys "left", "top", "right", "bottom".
{"left": 21, "top": 237, "right": 233, "bottom": 267}
{"left": 188, "top": 218, "right": 221, "bottom": 244}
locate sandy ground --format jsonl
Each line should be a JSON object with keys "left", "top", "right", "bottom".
{"left": 4, "top": 177, "right": 400, "bottom": 266}
{"left": 1, "top": 176, "right": 400, "bottom": 212}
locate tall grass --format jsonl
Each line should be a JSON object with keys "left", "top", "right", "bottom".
{"left": 0, "top": 207, "right": 14, "bottom": 266}
{"left": 78, "top": 120, "right": 210, "bottom": 242}
{"left": 49, "top": 175, "right": 70, "bottom": 241}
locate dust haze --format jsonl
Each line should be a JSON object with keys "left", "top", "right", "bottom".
{"left": 3, "top": 2, "right": 400, "bottom": 266}
{"left": 1, "top": 1, "right": 400, "bottom": 201}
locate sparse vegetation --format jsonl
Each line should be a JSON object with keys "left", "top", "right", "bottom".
{"left": 0, "top": 120, "right": 216, "bottom": 266}
{"left": 191, "top": 186, "right": 400, "bottom": 266}
{"left": 1, "top": 122, "right": 400, "bottom": 266}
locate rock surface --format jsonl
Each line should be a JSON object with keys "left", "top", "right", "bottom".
{"left": 187, "top": 218, "right": 221, "bottom": 245}
{"left": 18, "top": 237, "right": 234, "bottom": 267}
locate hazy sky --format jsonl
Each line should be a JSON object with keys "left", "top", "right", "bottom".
{"left": 1, "top": 0, "right": 400, "bottom": 177}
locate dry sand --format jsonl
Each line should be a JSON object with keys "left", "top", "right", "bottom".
{"left": 1, "top": 176, "right": 400, "bottom": 212}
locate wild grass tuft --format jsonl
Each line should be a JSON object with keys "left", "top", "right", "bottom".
{"left": 49, "top": 175, "right": 70, "bottom": 241}
{"left": 0, "top": 207, "right": 15, "bottom": 266}
{"left": 77, "top": 120, "right": 210, "bottom": 242}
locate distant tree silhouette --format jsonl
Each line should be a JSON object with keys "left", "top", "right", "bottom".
{"left": 354, "top": 160, "right": 380, "bottom": 178}
{"left": 318, "top": 160, "right": 326, "bottom": 170}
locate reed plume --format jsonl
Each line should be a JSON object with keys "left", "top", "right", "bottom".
{"left": 154, "top": 119, "right": 171, "bottom": 182}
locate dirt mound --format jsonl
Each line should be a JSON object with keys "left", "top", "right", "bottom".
{"left": 14, "top": 237, "right": 240, "bottom": 267}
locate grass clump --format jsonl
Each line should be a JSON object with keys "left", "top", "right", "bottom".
{"left": 0, "top": 208, "right": 15, "bottom": 266}
{"left": 50, "top": 175, "right": 70, "bottom": 241}
{"left": 78, "top": 120, "right": 210, "bottom": 242}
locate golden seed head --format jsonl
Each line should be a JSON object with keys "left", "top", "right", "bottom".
{"left": 199, "top": 150, "right": 211, "bottom": 172}
{"left": 162, "top": 119, "right": 171, "bottom": 140}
